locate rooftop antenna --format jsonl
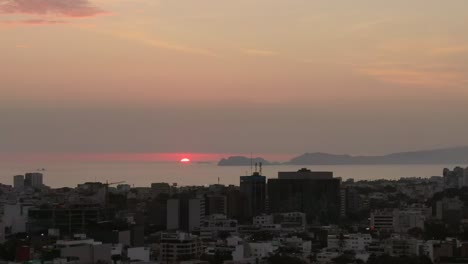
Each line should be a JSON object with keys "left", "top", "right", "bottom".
{"left": 259, "top": 162, "right": 263, "bottom": 175}
{"left": 255, "top": 162, "right": 258, "bottom": 173}
{"left": 250, "top": 152, "right": 253, "bottom": 175}
{"left": 218, "top": 177, "right": 220, "bottom": 184}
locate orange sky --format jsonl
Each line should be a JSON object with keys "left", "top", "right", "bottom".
{"left": 1, "top": 0, "right": 467, "bottom": 158}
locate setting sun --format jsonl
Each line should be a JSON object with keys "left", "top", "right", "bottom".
{"left": 180, "top": 158, "right": 191, "bottom": 163}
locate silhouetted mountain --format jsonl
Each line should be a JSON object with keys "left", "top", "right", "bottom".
{"left": 288, "top": 146, "right": 468, "bottom": 165}
{"left": 218, "top": 156, "right": 271, "bottom": 166}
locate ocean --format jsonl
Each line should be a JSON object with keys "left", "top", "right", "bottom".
{"left": 0, "top": 161, "right": 460, "bottom": 188}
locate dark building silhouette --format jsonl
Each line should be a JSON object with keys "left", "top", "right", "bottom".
{"left": 226, "top": 187, "right": 244, "bottom": 220}
{"left": 268, "top": 168, "right": 341, "bottom": 224}
{"left": 27, "top": 205, "right": 115, "bottom": 235}
{"left": 24, "top": 173, "right": 43, "bottom": 188}
{"left": 205, "top": 194, "right": 227, "bottom": 215}
{"left": 240, "top": 172, "right": 266, "bottom": 219}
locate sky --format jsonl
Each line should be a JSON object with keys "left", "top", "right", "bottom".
{"left": 1, "top": 0, "right": 468, "bottom": 162}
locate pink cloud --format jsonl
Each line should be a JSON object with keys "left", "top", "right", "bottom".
{"left": 0, "top": 0, "right": 106, "bottom": 17}
{"left": 2, "top": 18, "right": 66, "bottom": 25}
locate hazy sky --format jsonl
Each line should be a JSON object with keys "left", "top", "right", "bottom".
{"left": 1, "top": 0, "right": 468, "bottom": 160}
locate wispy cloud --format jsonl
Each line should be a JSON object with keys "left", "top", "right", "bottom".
{"left": 431, "top": 45, "right": 468, "bottom": 56}
{"left": 243, "top": 49, "right": 277, "bottom": 57}
{"left": 358, "top": 65, "right": 466, "bottom": 88}
{"left": 353, "top": 37, "right": 468, "bottom": 88}
{"left": 110, "top": 30, "right": 218, "bottom": 57}
{"left": 15, "top": 43, "right": 29, "bottom": 48}
{"left": 347, "top": 18, "right": 392, "bottom": 33}
{"left": 0, "top": 0, "right": 106, "bottom": 17}
{"left": 0, "top": 0, "right": 108, "bottom": 27}
{"left": 1, "top": 18, "right": 66, "bottom": 25}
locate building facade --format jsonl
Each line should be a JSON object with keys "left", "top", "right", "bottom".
{"left": 268, "top": 169, "right": 341, "bottom": 224}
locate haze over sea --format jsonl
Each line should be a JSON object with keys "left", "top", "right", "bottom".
{"left": 0, "top": 160, "right": 461, "bottom": 188}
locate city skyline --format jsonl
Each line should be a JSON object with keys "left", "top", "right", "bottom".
{"left": 1, "top": 0, "right": 468, "bottom": 160}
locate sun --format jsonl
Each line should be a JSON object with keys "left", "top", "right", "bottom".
{"left": 180, "top": 158, "right": 191, "bottom": 163}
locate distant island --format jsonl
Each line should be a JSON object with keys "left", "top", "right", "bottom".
{"left": 288, "top": 146, "right": 468, "bottom": 165}
{"left": 217, "top": 146, "right": 468, "bottom": 166}
{"left": 217, "top": 156, "right": 272, "bottom": 166}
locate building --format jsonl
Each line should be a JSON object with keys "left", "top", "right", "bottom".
{"left": 277, "top": 170, "right": 333, "bottom": 180}
{"left": 55, "top": 237, "right": 111, "bottom": 264}
{"left": 27, "top": 205, "right": 115, "bottom": 235}
{"left": 24, "top": 172, "right": 43, "bottom": 188}
{"left": 340, "top": 187, "right": 346, "bottom": 217}
{"left": 394, "top": 209, "right": 426, "bottom": 233}
{"left": 383, "top": 237, "right": 421, "bottom": 256}
{"left": 159, "top": 232, "right": 203, "bottom": 263}
{"left": 370, "top": 209, "right": 427, "bottom": 233}
{"left": 13, "top": 175, "right": 24, "bottom": 190}
{"left": 274, "top": 212, "right": 307, "bottom": 231}
{"left": 226, "top": 187, "right": 243, "bottom": 220}
{"left": 370, "top": 210, "right": 394, "bottom": 231}
{"left": 443, "top": 167, "right": 468, "bottom": 189}
{"left": 200, "top": 214, "right": 238, "bottom": 240}
{"left": 127, "top": 247, "right": 150, "bottom": 262}
{"left": 253, "top": 215, "right": 274, "bottom": 226}
{"left": 151, "top": 182, "right": 171, "bottom": 197}
{"left": 240, "top": 172, "right": 266, "bottom": 219}
{"left": 345, "top": 187, "right": 363, "bottom": 215}
{"left": 268, "top": 168, "right": 341, "bottom": 224}
{"left": 167, "top": 197, "right": 205, "bottom": 232}
{"left": 327, "top": 233, "right": 372, "bottom": 252}
{"left": 2, "top": 202, "right": 33, "bottom": 234}
{"left": 205, "top": 194, "right": 227, "bottom": 216}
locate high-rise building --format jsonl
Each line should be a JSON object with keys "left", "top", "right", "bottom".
{"left": 268, "top": 168, "right": 341, "bottom": 224}
{"left": 240, "top": 172, "right": 266, "bottom": 219}
{"left": 205, "top": 194, "right": 227, "bottom": 216}
{"left": 13, "top": 175, "right": 24, "bottom": 190}
{"left": 166, "top": 197, "right": 205, "bottom": 232}
{"left": 226, "top": 187, "right": 243, "bottom": 220}
{"left": 345, "top": 187, "right": 363, "bottom": 215}
{"left": 24, "top": 173, "right": 43, "bottom": 188}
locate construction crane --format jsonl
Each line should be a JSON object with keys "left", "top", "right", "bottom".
{"left": 104, "top": 180, "right": 125, "bottom": 207}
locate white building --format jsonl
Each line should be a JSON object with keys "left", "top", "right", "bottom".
{"left": 276, "top": 236, "right": 312, "bottom": 257}
{"left": 327, "top": 233, "right": 372, "bottom": 252}
{"left": 200, "top": 214, "right": 238, "bottom": 240}
{"left": 371, "top": 209, "right": 427, "bottom": 233}
{"left": 2, "top": 202, "right": 32, "bottom": 234}
{"left": 55, "top": 237, "right": 111, "bottom": 264}
{"left": 394, "top": 209, "right": 426, "bottom": 233}
{"left": 252, "top": 212, "right": 306, "bottom": 232}
{"left": 127, "top": 247, "right": 150, "bottom": 262}
{"left": 159, "top": 232, "right": 203, "bottom": 263}
{"left": 248, "top": 242, "right": 277, "bottom": 259}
